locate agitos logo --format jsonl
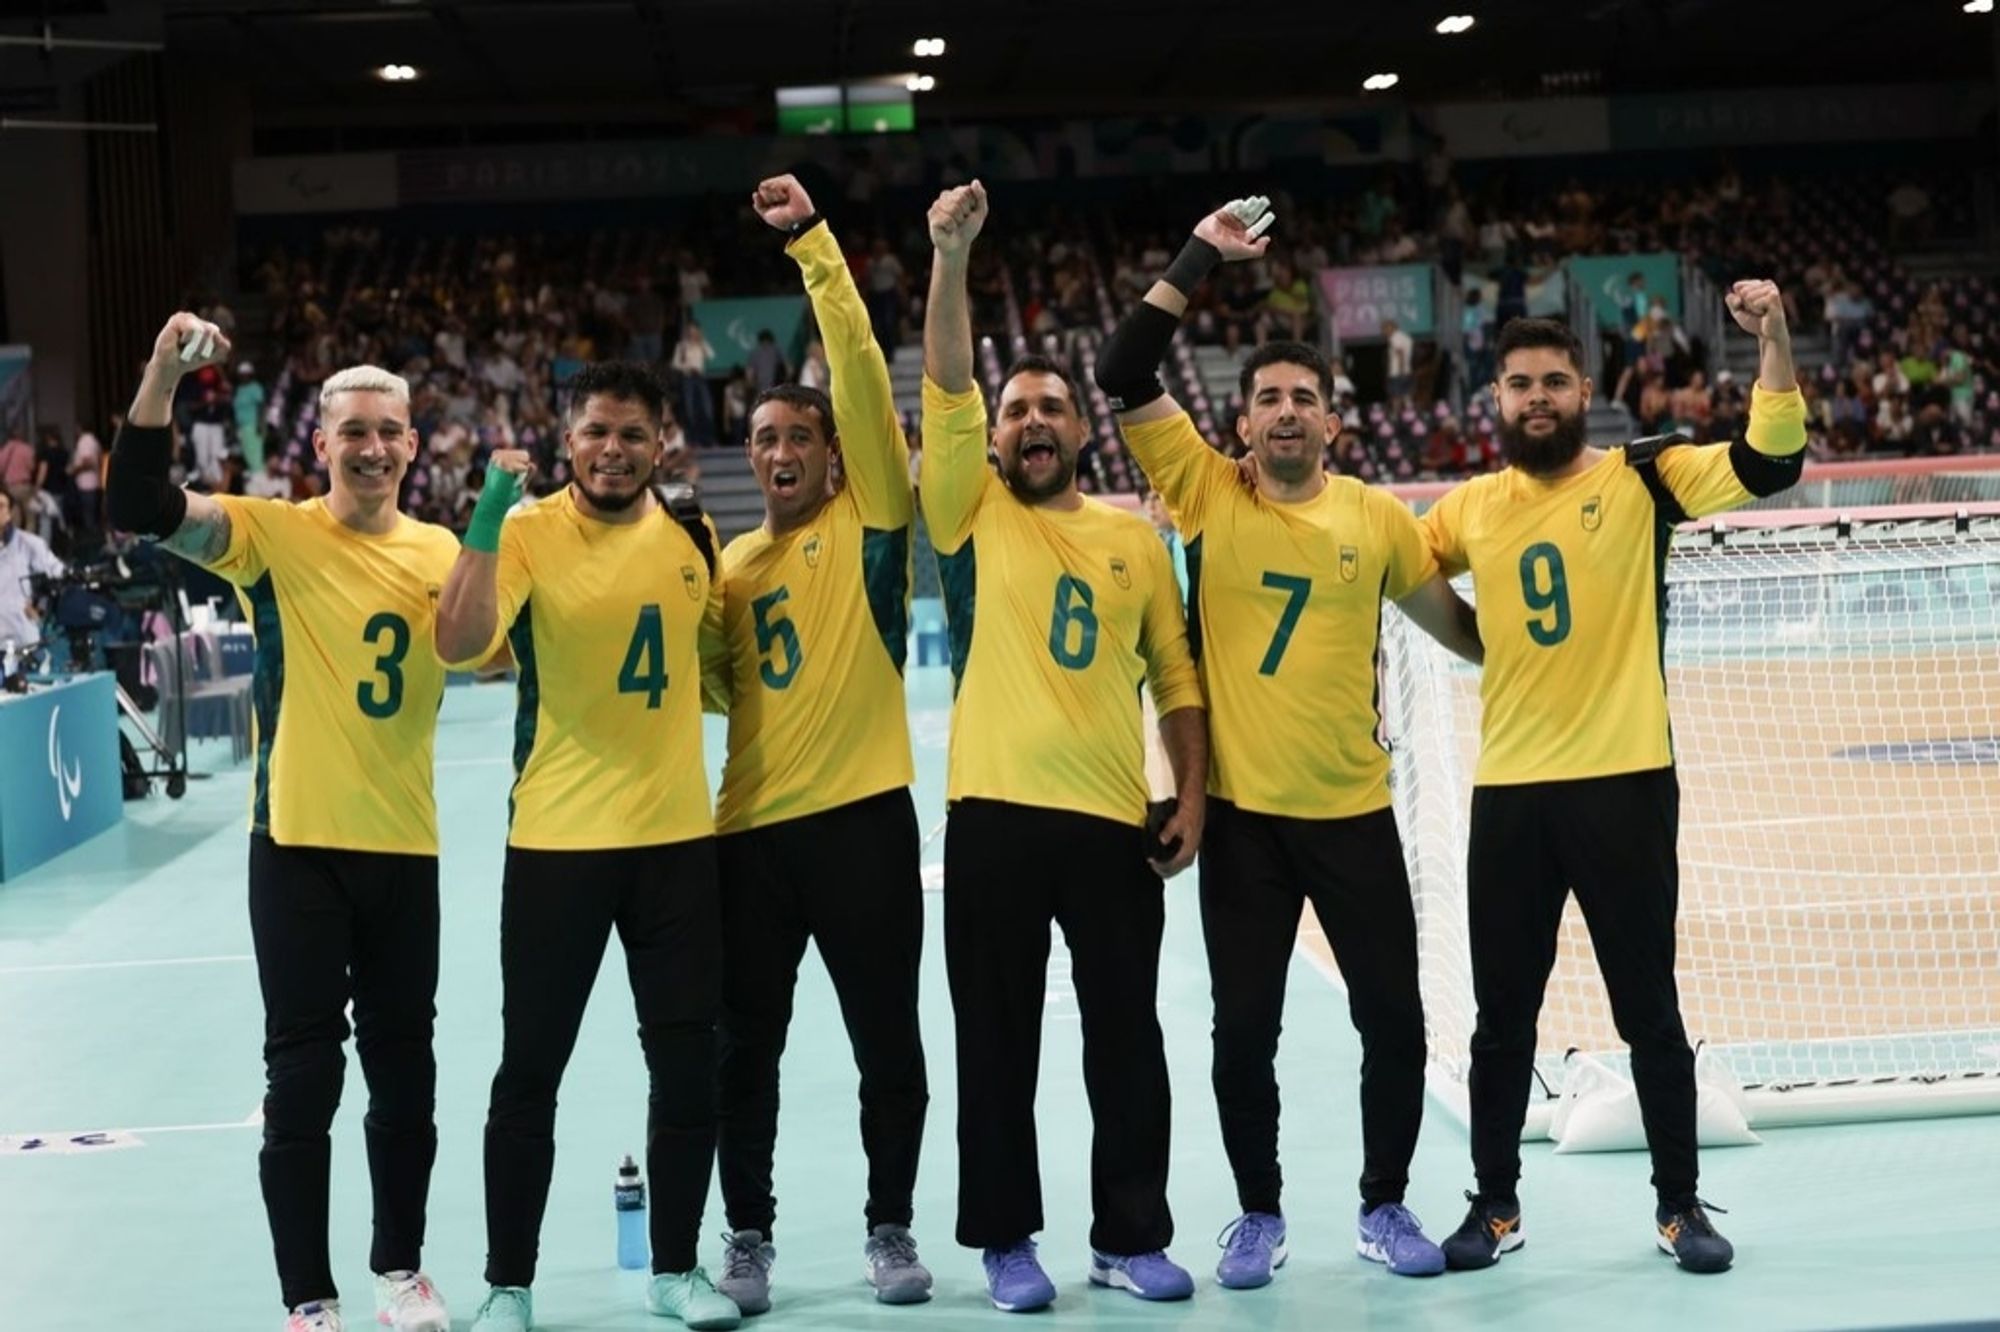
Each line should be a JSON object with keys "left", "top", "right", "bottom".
{"left": 48, "top": 705, "right": 83, "bottom": 822}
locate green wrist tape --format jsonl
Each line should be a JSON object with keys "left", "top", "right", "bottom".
{"left": 464, "top": 467, "right": 524, "bottom": 553}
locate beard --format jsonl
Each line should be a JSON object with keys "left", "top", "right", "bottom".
{"left": 1000, "top": 436, "right": 1077, "bottom": 502}
{"left": 1498, "top": 409, "right": 1588, "bottom": 476}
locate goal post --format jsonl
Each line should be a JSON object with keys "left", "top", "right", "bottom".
{"left": 1382, "top": 503, "right": 2000, "bottom": 1138}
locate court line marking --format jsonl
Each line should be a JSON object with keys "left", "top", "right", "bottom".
{"left": 0, "top": 954, "right": 254, "bottom": 976}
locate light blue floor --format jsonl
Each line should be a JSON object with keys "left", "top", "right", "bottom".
{"left": 1, "top": 674, "right": 1995, "bottom": 1331}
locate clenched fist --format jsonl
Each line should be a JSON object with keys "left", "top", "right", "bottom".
{"left": 928, "top": 181, "right": 989, "bottom": 256}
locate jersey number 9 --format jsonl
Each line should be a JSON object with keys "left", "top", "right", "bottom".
{"left": 1519, "top": 543, "right": 1572, "bottom": 647}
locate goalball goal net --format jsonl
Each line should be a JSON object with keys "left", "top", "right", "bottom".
{"left": 1382, "top": 497, "right": 2000, "bottom": 1134}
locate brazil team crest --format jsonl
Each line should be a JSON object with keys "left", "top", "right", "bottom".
{"left": 803, "top": 534, "right": 822, "bottom": 568}
{"left": 681, "top": 565, "right": 702, "bottom": 600}
{"left": 1582, "top": 496, "right": 1603, "bottom": 531}
{"left": 1339, "top": 546, "right": 1359, "bottom": 582}
{"left": 1110, "top": 557, "right": 1131, "bottom": 589}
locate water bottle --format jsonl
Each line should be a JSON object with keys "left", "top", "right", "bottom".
{"left": 615, "top": 1154, "right": 648, "bottom": 1270}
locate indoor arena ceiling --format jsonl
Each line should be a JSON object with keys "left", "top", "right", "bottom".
{"left": 1, "top": 0, "right": 1993, "bottom": 125}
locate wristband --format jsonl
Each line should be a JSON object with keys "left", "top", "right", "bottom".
{"left": 464, "top": 467, "right": 523, "bottom": 553}
{"left": 1162, "top": 236, "right": 1223, "bottom": 298}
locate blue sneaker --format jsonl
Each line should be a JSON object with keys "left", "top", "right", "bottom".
{"left": 1215, "top": 1212, "right": 1288, "bottom": 1290}
{"left": 1088, "top": 1249, "right": 1194, "bottom": 1301}
{"left": 982, "top": 1241, "right": 1056, "bottom": 1313}
{"left": 1356, "top": 1202, "right": 1446, "bottom": 1276}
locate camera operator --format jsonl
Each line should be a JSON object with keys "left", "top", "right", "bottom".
{"left": 0, "top": 487, "right": 64, "bottom": 655}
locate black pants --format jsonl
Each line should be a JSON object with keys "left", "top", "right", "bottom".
{"left": 716, "top": 788, "right": 928, "bottom": 1239}
{"left": 1466, "top": 766, "right": 1698, "bottom": 1206}
{"left": 248, "top": 833, "right": 439, "bottom": 1311}
{"left": 1200, "top": 800, "right": 1427, "bottom": 1214}
{"left": 483, "top": 838, "right": 721, "bottom": 1284}
{"left": 944, "top": 799, "right": 1172, "bottom": 1255}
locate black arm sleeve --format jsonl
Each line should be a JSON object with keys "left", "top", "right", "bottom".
{"left": 1728, "top": 436, "right": 1805, "bottom": 498}
{"left": 105, "top": 423, "right": 189, "bottom": 537}
{"left": 1094, "top": 301, "right": 1181, "bottom": 413}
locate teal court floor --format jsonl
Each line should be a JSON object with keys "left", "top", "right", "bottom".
{"left": 1, "top": 672, "right": 1995, "bottom": 1331}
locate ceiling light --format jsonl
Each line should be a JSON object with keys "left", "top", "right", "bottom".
{"left": 1435, "top": 14, "right": 1476, "bottom": 33}
{"left": 1967, "top": 0, "right": 1993, "bottom": 13}
{"left": 905, "top": 73, "right": 936, "bottom": 92}
{"left": 912, "top": 36, "right": 946, "bottom": 57}
{"left": 1363, "top": 72, "right": 1400, "bottom": 91}
{"left": 377, "top": 63, "right": 418, "bottom": 82}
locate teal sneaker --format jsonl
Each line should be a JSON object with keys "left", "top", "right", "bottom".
{"left": 469, "top": 1285, "right": 533, "bottom": 1331}
{"left": 646, "top": 1268, "right": 742, "bottom": 1330}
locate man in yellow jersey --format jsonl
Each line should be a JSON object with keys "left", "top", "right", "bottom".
{"left": 105, "top": 314, "right": 457, "bottom": 1332}
{"left": 432, "top": 362, "right": 739, "bottom": 1332}
{"left": 1423, "top": 297, "right": 1803, "bottom": 1277}
{"left": 1094, "top": 198, "right": 1485, "bottom": 1290}
{"left": 699, "top": 175, "right": 931, "bottom": 1314}
{"left": 921, "top": 181, "right": 1209, "bottom": 1314}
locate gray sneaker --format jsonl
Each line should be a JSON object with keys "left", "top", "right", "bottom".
{"left": 715, "top": 1230, "right": 774, "bottom": 1316}
{"left": 864, "top": 1224, "right": 934, "bottom": 1305}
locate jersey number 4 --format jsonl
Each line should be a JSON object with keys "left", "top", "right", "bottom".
{"left": 619, "top": 604, "right": 670, "bottom": 708}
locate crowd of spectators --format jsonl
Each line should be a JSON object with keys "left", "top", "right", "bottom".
{"left": 11, "top": 156, "right": 1989, "bottom": 562}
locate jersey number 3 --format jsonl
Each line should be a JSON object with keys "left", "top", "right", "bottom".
{"left": 1519, "top": 543, "right": 1572, "bottom": 646}
{"left": 357, "top": 612, "right": 410, "bottom": 718}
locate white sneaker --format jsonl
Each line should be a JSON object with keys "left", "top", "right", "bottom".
{"left": 373, "top": 1271, "right": 449, "bottom": 1332}
{"left": 286, "top": 1301, "right": 342, "bottom": 1332}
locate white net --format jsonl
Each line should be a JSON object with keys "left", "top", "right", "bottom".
{"left": 1384, "top": 509, "right": 2000, "bottom": 1129}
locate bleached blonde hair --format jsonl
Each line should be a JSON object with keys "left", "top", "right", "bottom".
{"left": 320, "top": 364, "right": 411, "bottom": 420}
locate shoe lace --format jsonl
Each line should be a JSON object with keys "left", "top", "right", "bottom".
{"left": 387, "top": 1274, "right": 437, "bottom": 1309}
{"left": 478, "top": 1288, "right": 527, "bottom": 1317}
{"left": 992, "top": 1242, "right": 1041, "bottom": 1279}
{"left": 871, "top": 1228, "right": 919, "bottom": 1267}
{"left": 1370, "top": 1202, "right": 1426, "bottom": 1241}
{"left": 1670, "top": 1199, "right": 1728, "bottom": 1236}
{"left": 1216, "top": 1213, "right": 1276, "bottom": 1255}
{"left": 720, "top": 1234, "right": 766, "bottom": 1281}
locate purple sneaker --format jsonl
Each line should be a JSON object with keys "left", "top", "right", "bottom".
{"left": 1357, "top": 1202, "right": 1446, "bottom": 1276}
{"left": 1215, "top": 1212, "right": 1288, "bottom": 1289}
{"left": 982, "top": 1241, "right": 1056, "bottom": 1313}
{"left": 1088, "top": 1249, "right": 1194, "bottom": 1301}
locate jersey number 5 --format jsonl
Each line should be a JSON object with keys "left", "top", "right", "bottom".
{"left": 752, "top": 586, "right": 804, "bottom": 689}
{"left": 619, "top": 604, "right": 669, "bottom": 708}
{"left": 357, "top": 612, "right": 410, "bottom": 718}
{"left": 1519, "top": 543, "right": 1572, "bottom": 646}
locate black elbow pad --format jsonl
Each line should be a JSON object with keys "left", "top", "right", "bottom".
{"left": 1094, "top": 302, "right": 1178, "bottom": 412}
{"left": 106, "top": 423, "right": 191, "bottom": 537}
{"left": 1728, "top": 437, "right": 1804, "bottom": 498}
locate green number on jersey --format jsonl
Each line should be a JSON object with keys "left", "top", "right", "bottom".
{"left": 356, "top": 611, "right": 410, "bottom": 718}
{"left": 618, "top": 603, "right": 668, "bottom": 708}
{"left": 1519, "top": 543, "right": 1572, "bottom": 646}
{"left": 1258, "top": 572, "right": 1313, "bottom": 676}
{"left": 1047, "top": 574, "right": 1099, "bottom": 670}
{"left": 751, "top": 586, "right": 804, "bottom": 689}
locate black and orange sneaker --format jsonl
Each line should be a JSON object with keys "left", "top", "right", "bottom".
{"left": 1655, "top": 1199, "right": 1733, "bottom": 1274}
{"left": 1440, "top": 1191, "right": 1524, "bottom": 1271}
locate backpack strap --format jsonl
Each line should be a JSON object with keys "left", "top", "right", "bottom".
{"left": 658, "top": 481, "right": 717, "bottom": 576}
{"left": 1623, "top": 431, "right": 1692, "bottom": 526}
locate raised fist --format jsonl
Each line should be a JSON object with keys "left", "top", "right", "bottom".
{"left": 928, "top": 180, "right": 989, "bottom": 255}
{"left": 751, "top": 175, "right": 817, "bottom": 231}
